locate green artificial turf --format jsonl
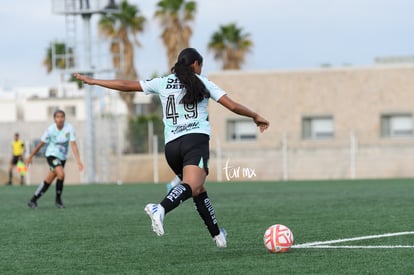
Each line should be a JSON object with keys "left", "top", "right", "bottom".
{"left": 1, "top": 179, "right": 413, "bottom": 274}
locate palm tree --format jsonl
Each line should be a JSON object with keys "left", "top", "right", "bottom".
{"left": 98, "top": 0, "right": 146, "bottom": 120}
{"left": 154, "top": 0, "right": 197, "bottom": 70}
{"left": 43, "top": 41, "right": 74, "bottom": 73}
{"left": 208, "top": 23, "right": 253, "bottom": 70}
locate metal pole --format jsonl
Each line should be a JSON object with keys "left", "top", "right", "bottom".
{"left": 82, "top": 14, "right": 96, "bottom": 183}
{"left": 152, "top": 135, "right": 159, "bottom": 183}
{"left": 25, "top": 139, "right": 31, "bottom": 186}
{"left": 216, "top": 138, "right": 222, "bottom": 182}
{"left": 350, "top": 131, "right": 356, "bottom": 179}
{"left": 148, "top": 120, "right": 153, "bottom": 153}
{"left": 282, "top": 132, "right": 288, "bottom": 181}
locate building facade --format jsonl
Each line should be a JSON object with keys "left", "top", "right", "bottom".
{"left": 2, "top": 65, "right": 414, "bottom": 184}
{"left": 206, "top": 65, "right": 414, "bottom": 181}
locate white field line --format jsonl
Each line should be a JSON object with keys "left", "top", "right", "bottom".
{"left": 294, "top": 245, "right": 414, "bottom": 249}
{"left": 292, "top": 231, "right": 414, "bottom": 248}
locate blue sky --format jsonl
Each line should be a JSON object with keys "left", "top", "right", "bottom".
{"left": 1, "top": 0, "right": 413, "bottom": 88}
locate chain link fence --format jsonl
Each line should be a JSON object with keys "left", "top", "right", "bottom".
{"left": 2, "top": 123, "right": 414, "bottom": 184}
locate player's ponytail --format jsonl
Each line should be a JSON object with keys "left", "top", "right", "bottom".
{"left": 171, "top": 48, "right": 210, "bottom": 104}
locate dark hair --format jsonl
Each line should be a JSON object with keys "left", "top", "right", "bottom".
{"left": 53, "top": 109, "right": 66, "bottom": 118}
{"left": 171, "top": 48, "right": 210, "bottom": 104}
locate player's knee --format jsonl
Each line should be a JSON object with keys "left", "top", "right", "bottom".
{"left": 191, "top": 186, "right": 204, "bottom": 197}
{"left": 191, "top": 190, "right": 199, "bottom": 197}
{"left": 56, "top": 172, "right": 65, "bottom": 180}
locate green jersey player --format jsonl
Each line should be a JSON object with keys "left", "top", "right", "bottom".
{"left": 26, "top": 110, "right": 84, "bottom": 208}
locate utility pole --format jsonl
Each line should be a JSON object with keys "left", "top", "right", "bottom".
{"left": 51, "top": 0, "right": 120, "bottom": 183}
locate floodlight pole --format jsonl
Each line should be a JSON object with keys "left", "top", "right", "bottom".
{"left": 82, "top": 13, "right": 96, "bottom": 183}
{"left": 52, "top": 0, "right": 120, "bottom": 184}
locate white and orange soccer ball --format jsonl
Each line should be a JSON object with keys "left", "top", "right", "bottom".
{"left": 263, "top": 224, "right": 294, "bottom": 253}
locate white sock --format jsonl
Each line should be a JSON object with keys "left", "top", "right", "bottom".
{"left": 34, "top": 182, "right": 45, "bottom": 196}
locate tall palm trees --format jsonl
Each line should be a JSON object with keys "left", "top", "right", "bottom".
{"left": 154, "top": 0, "right": 196, "bottom": 69}
{"left": 99, "top": 0, "right": 146, "bottom": 120}
{"left": 208, "top": 23, "right": 253, "bottom": 70}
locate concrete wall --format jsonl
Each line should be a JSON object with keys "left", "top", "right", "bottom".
{"left": 207, "top": 65, "right": 414, "bottom": 148}
{"left": 205, "top": 65, "right": 414, "bottom": 180}
{"left": 3, "top": 65, "right": 414, "bottom": 184}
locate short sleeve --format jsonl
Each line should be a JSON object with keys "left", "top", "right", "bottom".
{"left": 40, "top": 128, "right": 50, "bottom": 143}
{"left": 69, "top": 125, "right": 76, "bottom": 141}
{"left": 140, "top": 78, "right": 163, "bottom": 96}
{"left": 198, "top": 75, "right": 226, "bottom": 102}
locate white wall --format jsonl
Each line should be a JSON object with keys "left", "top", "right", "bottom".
{"left": 0, "top": 100, "right": 17, "bottom": 122}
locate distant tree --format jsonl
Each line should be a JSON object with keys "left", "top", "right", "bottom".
{"left": 154, "top": 0, "right": 196, "bottom": 69}
{"left": 99, "top": 0, "right": 146, "bottom": 120}
{"left": 43, "top": 41, "right": 79, "bottom": 89}
{"left": 208, "top": 23, "right": 253, "bottom": 70}
{"left": 127, "top": 114, "right": 164, "bottom": 153}
{"left": 43, "top": 41, "right": 74, "bottom": 73}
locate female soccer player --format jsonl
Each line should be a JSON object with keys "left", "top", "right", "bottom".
{"left": 74, "top": 48, "right": 269, "bottom": 247}
{"left": 26, "top": 110, "right": 84, "bottom": 208}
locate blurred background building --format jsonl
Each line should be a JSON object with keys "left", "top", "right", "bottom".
{"left": 2, "top": 63, "right": 414, "bottom": 184}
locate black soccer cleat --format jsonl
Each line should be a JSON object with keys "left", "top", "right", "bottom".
{"left": 55, "top": 197, "right": 65, "bottom": 209}
{"left": 27, "top": 200, "right": 37, "bottom": 209}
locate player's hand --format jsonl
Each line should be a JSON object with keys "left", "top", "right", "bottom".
{"left": 254, "top": 115, "right": 270, "bottom": 133}
{"left": 25, "top": 157, "right": 32, "bottom": 167}
{"left": 73, "top": 73, "right": 93, "bottom": 85}
{"left": 78, "top": 162, "right": 84, "bottom": 171}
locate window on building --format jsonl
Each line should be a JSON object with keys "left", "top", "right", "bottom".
{"left": 380, "top": 113, "right": 413, "bottom": 137}
{"left": 302, "top": 116, "right": 334, "bottom": 139}
{"left": 32, "top": 139, "right": 47, "bottom": 157}
{"left": 227, "top": 119, "right": 257, "bottom": 141}
{"left": 49, "top": 88, "right": 58, "bottom": 97}
{"left": 47, "top": 106, "right": 60, "bottom": 117}
{"left": 64, "top": 105, "right": 77, "bottom": 117}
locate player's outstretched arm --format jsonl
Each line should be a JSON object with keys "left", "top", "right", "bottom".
{"left": 73, "top": 73, "right": 143, "bottom": 92}
{"left": 217, "top": 95, "right": 270, "bottom": 133}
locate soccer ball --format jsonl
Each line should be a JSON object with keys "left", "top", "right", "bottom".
{"left": 263, "top": 224, "right": 294, "bottom": 253}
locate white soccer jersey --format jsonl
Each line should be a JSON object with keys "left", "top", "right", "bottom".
{"left": 140, "top": 74, "right": 226, "bottom": 144}
{"left": 41, "top": 122, "right": 76, "bottom": 160}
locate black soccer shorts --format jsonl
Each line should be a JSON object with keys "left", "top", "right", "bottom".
{"left": 164, "top": 133, "right": 210, "bottom": 177}
{"left": 46, "top": 156, "right": 66, "bottom": 171}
